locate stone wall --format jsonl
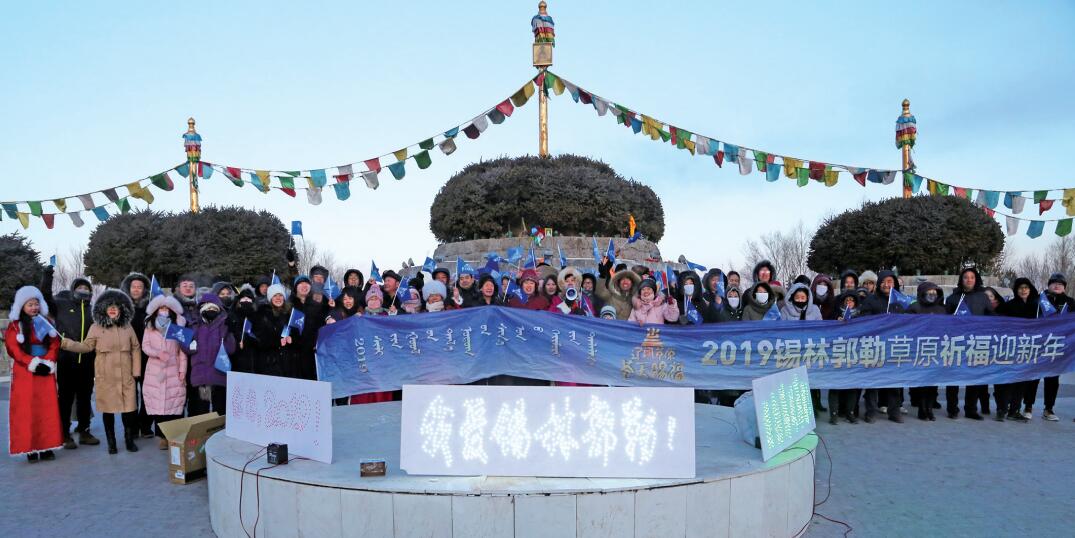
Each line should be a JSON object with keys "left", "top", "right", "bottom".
{"left": 431, "top": 237, "right": 685, "bottom": 273}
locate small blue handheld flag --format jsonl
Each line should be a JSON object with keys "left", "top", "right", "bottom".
{"left": 763, "top": 303, "right": 783, "bottom": 321}
{"left": 665, "top": 265, "right": 678, "bottom": 289}
{"left": 32, "top": 315, "right": 56, "bottom": 341}
{"left": 842, "top": 305, "right": 853, "bottom": 321}
{"left": 213, "top": 338, "right": 232, "bottom": 373}
{"left": 324, "top": 277, "right": 339, "bottom": 299}
{"left": 149, "top": 275, "right": 164, "bottom": 298}
{"left": 558, "top": 244, "right": 568, "bottom": 269}
{"left": 685, "top": 297, "right": 702, "bottom": 325}
{"left": 681, "top": 256, "right": 707, "bottom": 272}
{"left": 456, "top": 257, "right": 476, "bottom": 277}
{"left": 49, "top": 255, "right": 56, "bottom": 267}
{"left": 591, "top": 236, "right": 601, "bottom": 265}
{"left": 241, "top": 318, "right": 256, "bottom": 343}
{"left": 887, "top": 288, "right": 916, "bottom": 312}
{"left": 165, "top": 323, "right": 194, "bottom": 345}
{"left": 715, "top": 271, "right": 726, "bottom": 298}
{"left": 506, "top": 246, "right": 523, "bottom": 264}
{"left": 422, "top": 257, "right": 437, "bottom": 273}
{"left": 954, "top": 295, "right": 972, "bottom": 316}
{"left": 1038, "top": 293, "right": 1058, "bottom": 317}
{"left": 271, "top": 271, "right": 281, "bottom": 286}
{"left": 523, "top": 248, "right": 537, "bottom": 269}
{"left": 606, "top": 238, "right": 616, "bottom": 265}
{"left": 282, "top": 308, "right": 306, "bottom": 337}
{"left": 370, "top": 261, "right": 382, "bottom": 284}
{"left": 291, "top": 221, "right": 303, "bottom": 236}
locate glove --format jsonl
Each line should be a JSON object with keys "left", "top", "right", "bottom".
{"left": 44, "top": 265, "right": 55, "bottom": 277}
{"left": 34, "top": 363, "right": 51, "bottom": 376}
{"left": 189, "top": 340, "right": 198, "bottom": 352}
{"left": 286, "top": 246, "right": 297, "bottom": 263}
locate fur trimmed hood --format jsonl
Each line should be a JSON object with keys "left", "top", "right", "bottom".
{"left": 92, "top": 288, "right": 135, "bottom": 327}
{"left": 9, "top": 286, "right": 50, "bottom": 321}
{"left": 120, "top": 272, "right": 150, "bottom": 307}
{"left": 145, "top": 295, "right": 187, "bottom": 327}
{"left": 557, "top": 266, "right": 583, "bottom": 292}
{"left": 609, "top": 268, "right": 642, "bottom": 299}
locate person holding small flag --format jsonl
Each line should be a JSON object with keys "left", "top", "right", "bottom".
{"left": 580, "top": 272, "right": 603, "bottom": 312}
{"left": 60, "top": 289, "right": 142, "bottom": 454}
{"left": 676, "top": 271, "right": 709, "bottom": 325}
{"left": 1034, "top": 273, "right": 1075, "bottom": 421}
{"left": 139, "top": 295, "right": 189, "bottom": 449}
{"left": 628, "top": 278, "right": 679, "bottom": 326}
{"left": 327, "top": 287, "right": 363, "bottom": 322}
{"left": 858, "top": 270, "right": 906, "bottom": 423}
{"left": 507, "top": 269, "right": 550, "bottom": 310}
{"left": 997, "top": 278, "right": 1041, "bottom": 421}
{"left": 290, "top": 276, "right": 327, "bottom": 380}
{"left": 906, "top": 282, "right": 948, "bottom": 421}
{"left": 6, "top": 286, "right": 63, "bottom": 462}
{"left": 179, "top": 294, "right": 236, "bottom": 416}
{"left": 227, "top": 285, "right": 259, "bottom": 374}
{"left": 943, "top": 265, "right": 994, "bottom": 420}
{"left": 251, "top": 284, "right": 300, "bottom": 378}
{"left": 451, "top": 262, "right": 481, "bottom": 308}
{"left": 741, "top": 282, "right": 778, "bottom": 321}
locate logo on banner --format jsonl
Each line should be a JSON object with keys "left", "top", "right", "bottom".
{"left": 622, "top": 328, "right": 685, "bottom": 382}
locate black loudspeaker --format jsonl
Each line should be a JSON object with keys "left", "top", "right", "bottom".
{"left": 267, "top": 443, "right": 289, "bottom": 465}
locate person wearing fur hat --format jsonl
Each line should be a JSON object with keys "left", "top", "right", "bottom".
{"left": 140, "top": 295, "right": 189, "bottom": 449}
{"left": 120, "top": 272, "right": 155, "bottom": 438}
{"left": 943, "top": 265, "right": 993, "bottom": 420}
{"left": 60, "top": 289, "right": 142, "bottom": 454}
{"left": 594, "top": 266, "right": 642, "bottom": 321}
{"left": 1035, "top": 272, "right": 1075, "bottom": 421}
{"left": 179, "top": 293, "right": 236, "bottom": 415}
{"left": 549, "top": 266, "right": 588, "bottom": 315}
{"left": 251, "top": 283, "right": 300, "bottom": 378}
{"left": 741, "top": 282, "right": 778, "bottom": 321}
{"left": 858, "top": 270, "right": 877, "bottom": 295}
{"left": 751, "top": 260, "right": 781, "bottom": 288}
{"left": 421, "top": 281, "right": 455, "bottom": 313}
{"left": 39, "top": 267, "right": 100, "bottom": 449}
{"left": 6, "top": 286, "right": 63, "bottom": 461}
{"left": 628, "top": 278, "right": 679, "bottom": 325}
{"left": 507, "top": 269, "right": 550, "bottom": 310}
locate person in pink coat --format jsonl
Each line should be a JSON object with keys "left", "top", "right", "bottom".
{"left": 628, "top": 278, "right": 680, "bottom": 326}
{"left": 140, "top": 295, "right": 188, "bottom": 450}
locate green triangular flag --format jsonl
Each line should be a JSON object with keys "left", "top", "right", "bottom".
{"left": 117, "top": 198, "right": 132, "bottom": 214}
{"left": 658, "top": 129, "right": 671, "bottom": 143}
{"left": 415, "top": 150, "right": 432, "bottom": 170}
{"left": 279, "top": 176, "right": 295, "bottom": 190}
{"left": 28, "top": 201, "right": 43, "bottom": 217}
{"left": 797, "top": 168, "right": 810, "bottom": 187}
{"left": 150, "top": 173, "right": 175, "bottom": 191}
{"left": 935, "top": 182, "right": 949, "bottom": 196}
{"left": 419, "top": 138, "right": 435, "bottom": 150}
{"left": 1057, "top": 219, "right": 1072, "bottom": 237}
{"left": 1034, "top": 190, "right": 1049, "bottom": 203}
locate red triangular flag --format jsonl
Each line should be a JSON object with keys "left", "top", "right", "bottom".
{"left": 853, "top": 172, "right": 867, "bottom": 186}
{"left": 281, "top": 188, "right": 296, "bottom": 198}
{"left": 714, "top": 151, "right": 724, "bottom": 168}
{"left": 1040, "top": 199, "right": 1055, "bottom": 215}
{"left": 496, "top": 99, "right": 514, "bottom": 117}
{"left": 42, "top": 214, "right": 55, "bottom": 229}
{"left": 364, "top": 158, "right": 381, "bottom": 174}
{"left": 579, "top": 90, "right": 592, "bottom": 105}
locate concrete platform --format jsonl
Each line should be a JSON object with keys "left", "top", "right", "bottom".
{"left": 206, "top": 402, "right": 815, "bottom": 537}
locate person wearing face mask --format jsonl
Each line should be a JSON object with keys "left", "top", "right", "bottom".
{"left": 6, "top": 286, "right": 63, "bottom": 462}
{"left": 741, "top": 282, "right": 777, "bottom": 321}
{"left": 827, "top": 291, "right": 863, "bottom": 424}
{"left": 40, "top": 267, "right": 101, "bottom": 449}
{"left": 858, "top": 271, "right": 906, "bottom": 423}
{"left": 421, "top": 281, "right": 454, "bottom": 313}
{"left": 629, "top": 278, "right": 680, "bottom": 325}
{"left": 717, "top": 287, "right": 745, "bottom": 321}
{"left": 906, "top": 282, "right": 947, "bottom": 421}
{"left": 120, "top": 272, "right": 155, "bottom": 439}
{"left": 676, "top": 271, "right": 709, "bottom": 325}
{"left": 178, "top": 294, "right": 236, "bottom": 416}
{"left": 139, "top": 295, "right": 188, "bottom": 449}
{"left": 60, "top": 289, "right": 142, "bottom": 454}
{"left": 996, "top": 278, "right": 1038, "bottom": 422}
{"left": 781, "top": 283, "right": 825, "bottom": 415}
{"left": 252, "top": 284, "right": 300, "bottom": 378}
{"left": 811, "top": 274, "right": 837, "bottom": 320}
{"left": 228, "top": 285, "right": 259, "bottom": 374}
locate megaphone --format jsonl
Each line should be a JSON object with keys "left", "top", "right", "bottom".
{"left": 565, "top": 286, "right": 579, "bottom": 302}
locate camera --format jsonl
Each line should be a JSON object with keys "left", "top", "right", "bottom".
{"left": 565, "top": 287, "right": 578, "bottom": 302}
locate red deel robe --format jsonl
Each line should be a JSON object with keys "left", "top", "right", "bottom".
{"left": 5, "top": 321, "right": 63, "bottom": 455}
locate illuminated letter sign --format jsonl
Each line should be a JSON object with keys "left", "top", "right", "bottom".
{"left": 401, "top": 385, "right": 695, "bottom": 478}
{"left": 752, "top": 366, "right": 816, "bottom": 461}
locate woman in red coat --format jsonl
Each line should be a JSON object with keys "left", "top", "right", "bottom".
{"left": 5, "top": 286, "right": 63, "bottom": 462}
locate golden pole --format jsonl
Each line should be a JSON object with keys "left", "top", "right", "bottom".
{"left": 900, "top": 99, "right": 912, "bottom": 199}
{"left": 184, "top": 117, "right": 201, "bottom": 213}
{"left": 532, "top": 1, "right": 553, "bottom": 158}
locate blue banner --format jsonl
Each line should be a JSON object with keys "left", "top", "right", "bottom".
{"left": 314, "top": 306, "right": 1075, "bottom": 398}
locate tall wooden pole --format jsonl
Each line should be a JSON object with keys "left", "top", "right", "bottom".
{"left": 532, "top": 1, "right": 554, "bottom": 158}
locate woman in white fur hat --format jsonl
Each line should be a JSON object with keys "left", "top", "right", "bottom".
{"left": 5, "top": 286, "right": 63, "bottom": 462}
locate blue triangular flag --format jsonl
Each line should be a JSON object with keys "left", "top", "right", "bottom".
{"left": 591, "top": 236, "right": 601, "bottom": 265}
{"left": 1038, "top": 293, "right": 1058, "bottom": 317}
{"left": 49, "top": 255, "right": 56, "bottom": 267}
{"left": 715, "top": 271, "right": 725, "bottom": 298}
{"left": 291, "top": 220, "right": 303, "bottom": 236}
{"left": 558, "top": 244, "right": 568, "bottom": 269}
{"left": 888, "top": 287, "right": 916, "bottom": 311}
{"left": 422, "top": 257, "right": 437, "bottom": 273}
{"left": 165, "top": 323, "right": 194, "bottom": 345}
{"left": 271, "top": 271, "right": 281, "bottom": 286}
{"left": 506, "top": 246, "right": 523, "bottom": 264}
{"left": 842, "top": 305, "right": 853, "bottom": 321}
{"left": 954, "top": 296, "right": 973, "bottom": 316}
{"left": 665, "top": 265, "right": 678, "bottom": 289}
{"left": 324, "top": 277, "right": 338, "bottom": 299}
{"left": 213, "top": 338, "right": 232, "bottom": 373}
{"left": 283, "top": 308, "right": 306, "bottom": 337}
{"left": 396, "top": 281, "right": 413, "bottom": 303}
{"left": 150, "top": 275, "right": 164, "bottom": 298}
{"left": 370, "top": 261, "right": 382, "bottom": 283}
{"left": 626, "top": 232, "right": 642, "bottom": 244}
{"left": 685, "top": 297, "right": 702, "bottom": 325}
{"left": 241, "top": 318, "right": 256, "bottom": 343}
{"left": 606, "top": 238, "right": 616, "bottom": 265}
{"left": 523, "top": 248, "right": 537, "bottom": 270}
{"left": 579, "top": 292, "right": 595, "bottom": 317}
{"left": 682, "top": 257, "right": 707, "bottom": 272}
{"left": 32, "top": 315, "right": 55, "bottom": 341}
{"left": 763, "top": 303, "right": 782, "bottom": 321}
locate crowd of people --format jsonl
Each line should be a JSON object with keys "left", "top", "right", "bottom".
{"left": 5, "top": 246, "right": 1073, "bottom": 463}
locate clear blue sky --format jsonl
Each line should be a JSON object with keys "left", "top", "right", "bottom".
{"left": 3, "top": 1, "right": 1074, "bottom": 277}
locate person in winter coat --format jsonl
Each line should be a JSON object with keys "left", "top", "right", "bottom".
{"left": 327, "top": 286, "right": 363, "bottom": 322}
{"left": 227, "top": 285, "right": 259, "bottom": 374}
{"left": 140, "top": 295, "right": 189, "bottom": 449}
{"left": 120, "top": 272, "right": 155, "bottom": 438}
{"left": 905, "top": 282, "right": 947, "bottom": 420}
{"left": 254, "top": 275, "right": 272, "bottom": 306}
{"left": 180, "top": 293, "right": 236, "bottom": 416}
{"left": 751, "top": 260, "right": 781, "bottom": 288}
{"left": 290, "top": 276, "right": 327, "bottom": 380}
{"left": 6, "top": 286, "right": 63, "bottom": 462}
{"left": 60, "top": 289, "right": 142, "bottom": 454}
{"left": 451, "top": 269, "right": 481, "bottom": 308}
{"left": 811, "top": 274, "right": 837, "bottom": 320}
{"left": 997, "top": 278, "right": 1038, "bottom": 422}
{"left": 347, "top": 285, "right": 399, "bottom": 403}
{"left": 473, "top": 274, "right": 505, "bottom": 306}
{"left": 628, "top": 278, "right": 679, "bottom": 325}
{"left": 421, "top": 281, "right": 455, "bottom": 313}
{"left": 1036, "top": 272, "right": 1075, "bottom": 421}
{"left": 676, "top": 271, "right": 709, "bottom": 324}
{"left": 859, "top": 271, "right": 878, "bottom": 295}
{"left": 700, "top": 268, "right": 728, "bottom": 323}
{"left": 838, "top": 269, "right": 859, "bottom": 293}
{"left": 857, "top": 271, "right": 905, "bottom": 423}
{"left": 780, "top": 283, "right": 822, "bottom": 321}
{"left": 548, "top": 267, "right": 588, "bottom": 315}
{"left": 944, "top": 265, "right": 993, "bottom": 420}
{"left": 252, "top": 284, "right": 300, "bottom": 378}
{"left": 507, "top": 269, "right": 550, "bottom": 310}
{"left": 827, "top": 290, "right": 863, "bottom": 424}
{"left": 173, "top": 274, "right": 201, "bottom": 327}
{"left": 343, "top": 268, "right": 365, "bottom": 291}
{"left": 741, "top": 282, "right": 778, "bottom": 321}
{"left": 39, "top": 267, "right": 100, "bottom": 449}
{"left": 594, "top": 266, "right": 642, "bottom": 321}
{"left": 716, "top": 287, "right": 745, "bottom": 321}
{"left": 727, "top": 271, "right": 741, "bottom": 291}
{"left": 581, "top": 272, "right": 604, "bottom": 312}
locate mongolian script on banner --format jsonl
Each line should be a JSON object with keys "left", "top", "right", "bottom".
{"left": 314, "top": 307, "right": 1075, "bottom": 398}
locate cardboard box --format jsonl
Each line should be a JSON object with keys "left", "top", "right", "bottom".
{"left": 159, "top": 412, "right": 226, "bottom": 485}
